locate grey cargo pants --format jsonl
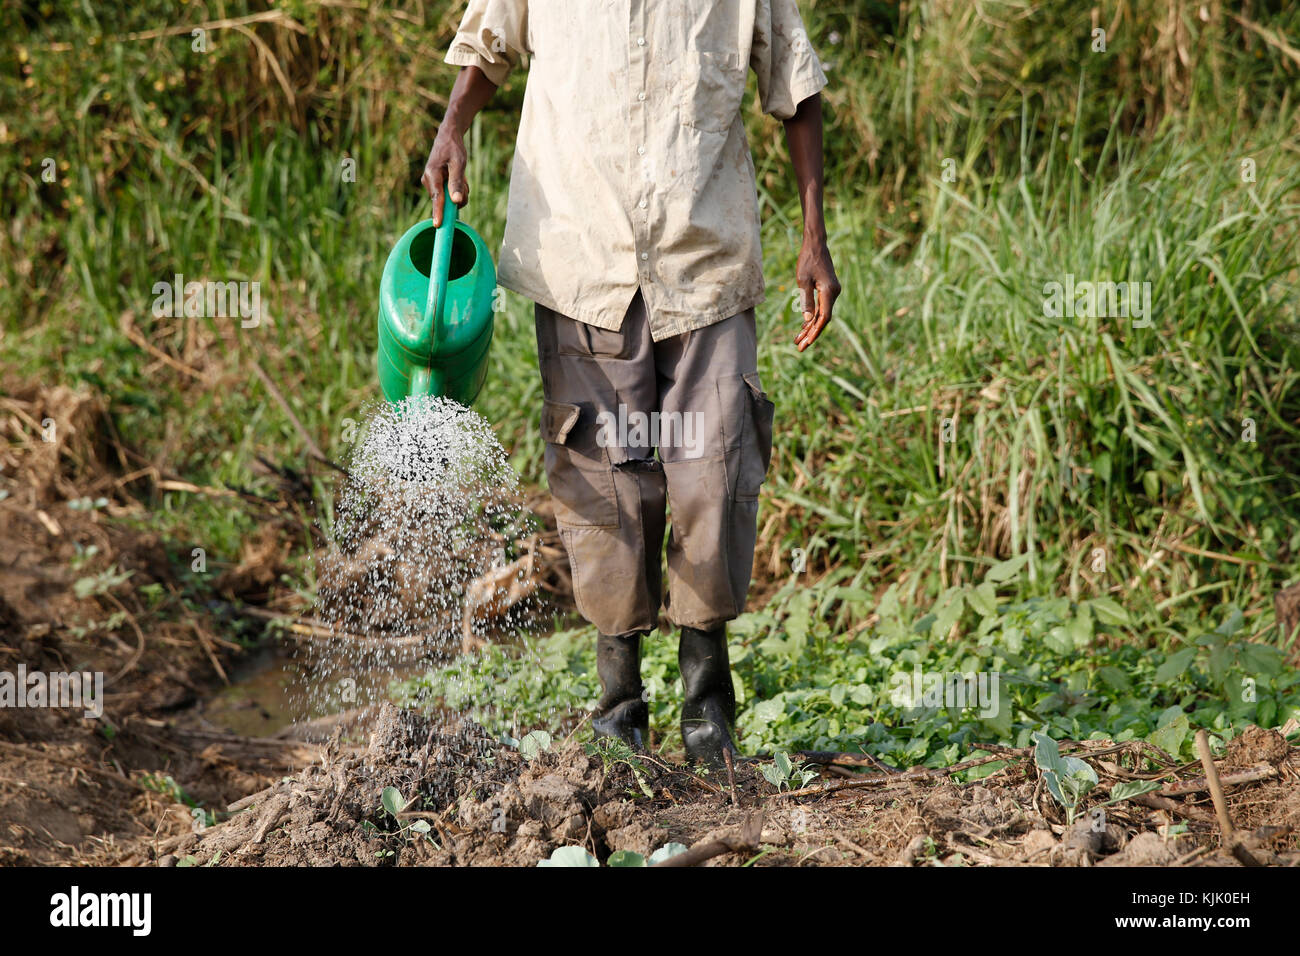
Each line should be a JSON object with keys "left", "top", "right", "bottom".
{"left": 536, "top": 290, "right": 775, "bottom": 638}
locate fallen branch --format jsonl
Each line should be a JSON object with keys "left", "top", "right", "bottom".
{"left": 769, "top": 752, "right": 1011, "bottom": 799}
{"left": 1157, "top": 763, "right": 1278, "bottom": 798}
{"left": 1195, "top": 729, "right": 1263, "bottom": 867}
{"left": 1130, "top": 791, "right": 1215, "bottom": 823}
{"left": 653, "top": 812, "right": 765, "bottom": 867}
{"left": 795, "top": 750, "right": 899, "bottom": 770}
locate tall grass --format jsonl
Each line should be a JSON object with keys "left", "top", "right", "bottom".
{"left": 755, "top": 113, "right": 1300, "bottom": 638}
{"left": 2, "top": 0, "right": 1299, "bottom": 650}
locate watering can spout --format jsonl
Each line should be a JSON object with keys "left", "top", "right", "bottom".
{"left": 376, "top": 193, "right": 497, "bottom": 407}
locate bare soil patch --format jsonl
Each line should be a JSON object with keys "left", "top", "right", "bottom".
{"left": 3, "top": 383, "right": 1297, "bottom": 868}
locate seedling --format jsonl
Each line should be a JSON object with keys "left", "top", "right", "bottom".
{"left": 379, "top": 786, "right": 435, "bottom": 844}
{"left": 1031, "top": 732, "right": 1098, "bottom": 825}
{"left": 584, "top": 736, "right": 653, "bottom": 798}
{"left": 760, "top": 751, "right": 818, "bottom": 792}
{"left": 517, "top": 729, "right": 552, "bottom": 761}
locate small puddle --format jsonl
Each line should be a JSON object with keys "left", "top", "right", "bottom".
{"left": 200, "top": 644, "right": 431, "bottom": 738}
{"left": 200, "top": 396, "right": 542, "bottom": 740}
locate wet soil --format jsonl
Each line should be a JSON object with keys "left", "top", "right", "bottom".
{"left": 3, "top": 383, "right": 1298, "bottom": 867}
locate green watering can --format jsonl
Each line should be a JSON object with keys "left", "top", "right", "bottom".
{"left": 377, "top": 193, "right": 496, "bottom": 406}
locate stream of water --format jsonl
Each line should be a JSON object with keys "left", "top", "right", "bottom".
{"left": 206, "top": 396, "right": 536, "bottom": 739}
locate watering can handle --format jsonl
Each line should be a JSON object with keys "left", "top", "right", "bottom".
{"left": 423, "top": 192, "right": 458, "bottom": 351}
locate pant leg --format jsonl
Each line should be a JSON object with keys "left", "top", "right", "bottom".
{"left": 655, "top": 309, "right": 774, "bottom": 630}
{"left": 535, "top": 292, "right": 667, "bottom": 638}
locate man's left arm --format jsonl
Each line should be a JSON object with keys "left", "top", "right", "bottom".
{"left": 783, "top": 92, "right": 839, "bottom": 351}
{"left": 752, "top": 1, "right": 840, "bottom": 351}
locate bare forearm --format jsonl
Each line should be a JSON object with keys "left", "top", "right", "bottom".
{"left": 782, "top": 93, "right": 839, "bottom": 351}
{"left": 442, "top": 65, "right": 499, "bottom": 137}
{"left": 423, "top": 65, "right": 498, "bottom": 224}
{"left": 783, "top": 92, "right": 827, "bottom": 243}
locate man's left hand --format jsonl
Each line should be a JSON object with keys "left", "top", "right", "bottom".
{"left": 794, "top": 234, "right": 840, "bottom": 351}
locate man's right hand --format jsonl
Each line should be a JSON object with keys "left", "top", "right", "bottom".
{"left": 421, "top": 125, "right": 469, "bottom": 227}
{"left": 421, "top": 65, "right": 499, "bottom": 225}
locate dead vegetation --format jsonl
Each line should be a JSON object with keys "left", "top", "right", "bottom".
{"left": 173, "top": 703, "right": 1300, "bottom": 868}
{"left": 2, "top": 382, "right": 1297, "bottom": 867}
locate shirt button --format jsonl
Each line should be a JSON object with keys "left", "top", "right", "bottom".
{"left": 637, "top": 91, "right": 646, "bottom": 101}
{"left": 640, "top": 252, "right": 648, "bottom": 261}
{"left": 636, "top": 37, "right": 646, "bottom": 46}
{"left": 637, "top": 145, "right": 646, "bottom": 155}
{"left": 638, "top": 199, "right": 647, "bottom": 209}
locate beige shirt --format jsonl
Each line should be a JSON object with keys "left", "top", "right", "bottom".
{"left": 445, "top": 0, "right": 827, "bottom": 341}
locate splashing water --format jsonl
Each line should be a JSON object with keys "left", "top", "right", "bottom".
{"left": 290, "top": 395, "right": 541, "bottom": 737}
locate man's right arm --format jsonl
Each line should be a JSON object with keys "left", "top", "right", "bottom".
{"left": 421, "top": 64, "right": 500, "bottom": 227}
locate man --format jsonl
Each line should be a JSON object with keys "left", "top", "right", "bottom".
{"left": 424, "top": 0, "right": 839, "bottom": 768}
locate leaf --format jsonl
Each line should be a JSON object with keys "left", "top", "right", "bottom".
{"left": 1088, "top": 597, "right": 1129, "bottom": 626}
{"left": 538, "top": 846, "right": 600, "bottom": 867}
{"left": 606, "top": 850, "right": 647, "bottom": 867}
{"left": 648, "top": 843, "right": 690, "bottom": 864}
{"left": 1093, "top": 451, "right": 1111, "bottom": 483}
{"left": 1044, "top": 626, "right": 1073, "bottom": 654}
{"left": 1031, "top": 732, "right": 1065, "bottom": 776}
{"left": 1148, "top": 713, "right": 1190, "bottom": 759}
{"left": 931, "top": 589, "right": 965, "bottom": 639}
{"left": 1060, "top": 756, "right": 1099, "bottom": 795}
{"left": 980, "top": 697, "right": 1014, "bottom": 738}
{"left": 1238, "top": 643, "right": 1284, "bottom": 678}
{"left": 1258, "top": 698, "right": 1277, "bottom": 729}
{"left": 1215, "top": 605, "right": 1245, "bottom": 637}
{"left": 986, "top": 554, "right": 1030, "bottom": 583}
{"left": 1042, "top": 770, "right": 1066, "bottom": 807}
{"left": 409, "top": 820, "right": 431, "bottom": 834}
{"left": 1154, "top": 647, "right": 1197, "bottom": 684}
{"left": 381, "top": 787, "right": 405, "bottom": 818}
{"left": 751, "top": 699, "right": 785, "bottom": 724}
{"left": 1102, "top": 781, "right": 1162, "bottom": 806}
{"left": 1065, "top": 613, "right": 1094, "bottom": 648}
{"left": 774, "top": 751, "right": 793, "bottom": 779}
{"left": 518, "top": 730, "right": 552, "bottom": 761}
{"left": 876, "top": 584, "right": 901, "bottom": 622}
{"left": 967, "top": 582, "right": 998, "bottom": 617}
{"left": 1096, "top": 666, "right": 1132, "bottom": 692}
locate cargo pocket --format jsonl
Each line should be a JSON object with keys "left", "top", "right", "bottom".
{"left": 555, "top": 318, "right": 629, "bottom": 359}
{"left": 541, "top": 399, "right": 620, "bottom": 529}
{"left": 679, "top": 52, "right": 746, "bottom": 134}
{"left": 718, "top": 372, "right": 775, "bottom": 502}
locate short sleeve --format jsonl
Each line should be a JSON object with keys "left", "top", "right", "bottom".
{"left": 444, "top": 0, "right": 530, "bottom": 87}
{"left": 750, "top": 0, "right": 827, "bottom": 120}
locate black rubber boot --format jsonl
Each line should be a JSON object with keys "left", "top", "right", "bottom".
{"left": 679, "top": 625, "right": 741, "bottom": 769}
{"left": 591, "top": 632, "right": 649, "bottom": 750}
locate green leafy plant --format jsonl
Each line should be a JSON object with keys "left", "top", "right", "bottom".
{"left": 584, "top": 736, "right": 654, "bottom": 799}
{"left": 140, "top": 773, "right": 214, "bottom": 829}
{"left": 538, "top": 843, "right": 689, "bottom": 867}
{"left": 1032, "top": 732, "right": 1099, "bottom": 825}
{"left": 379, "top": 787, "right": 434, "bottom": 844}
{"left": 517, "top": 730, "right": 552, "bottom": 761}
{"left": 73, "top": 565, "right": 133, "bottom": 599}
{"left": 537, "top": 846, "right": 600, "bottom": 867}
{"left": 759, "top": 751, "right": 818, "bottom": 792}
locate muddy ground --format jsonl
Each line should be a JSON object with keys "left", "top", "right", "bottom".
{"left": 2, "top": 383, "right": 1298, "bottom": 867}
